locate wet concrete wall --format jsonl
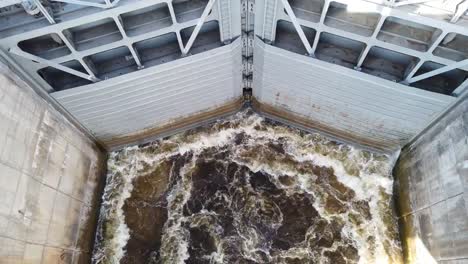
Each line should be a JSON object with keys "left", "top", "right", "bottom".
{"left": 394, "top": 95, "right": 468, "bottom": 263}
{"left": 0, "top": 64, "right": 107, "bottom": 263}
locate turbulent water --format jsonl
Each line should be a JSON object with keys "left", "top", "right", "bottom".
{"left": 92, "top": 109, "right": 403, "bottom": 264}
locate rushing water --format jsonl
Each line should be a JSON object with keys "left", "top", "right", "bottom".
{"left": 92, "top": 109, "right": 403, "bottom": 264}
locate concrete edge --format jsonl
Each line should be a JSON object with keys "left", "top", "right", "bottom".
{"left": 402, "top": 88, "right": 468, "bottom": 156}
{"left": 0, "top": 53, "right": 107, "bottom": 153}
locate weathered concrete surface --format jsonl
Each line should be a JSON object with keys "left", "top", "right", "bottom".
{"left": 394, "top": 95, "right": 468, "bottom": 263}
{"left": 0, "top": 64, "right": 107, "bottom": 264}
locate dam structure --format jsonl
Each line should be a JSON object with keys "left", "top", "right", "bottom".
{"left": 0, "top": 0, "right": 467, "bottom": 263}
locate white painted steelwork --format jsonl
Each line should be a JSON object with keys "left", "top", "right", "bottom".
{"left": 280, "top": 0, "right": 313, "bottom": 55}
{"left": 52, "top": 38, "right": 242, "bottom": 142}
{"left": 0, "top": 0, "right": 242, "bottom": 92}
{"left": 253, "top": 37, "right": 455, "bottom": 150}
{"left": 408, "top": 59, "right": 468, "bottom": 83}
{"left": 252, "top": 0, "right": 467, "bottom": 149}
{"left": 182, "top": 0, "right": 217, "bottom": 55}
{"left": 0, "top": 0, "right": 467, "bottom": 149}
{"left": 256, "top": 0, "right": 468, "bottom": 75}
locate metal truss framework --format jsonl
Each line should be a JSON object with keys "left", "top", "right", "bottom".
{"left": 12, "top": 0, "right": 218, "bottom": 68}
{"left": 382, "top": 0, "right": 468, "bottom": 23}
{"left": 0, "top": 0, "right": 468, "bottom": 94}
{"left": 258, "top": 0, "right": 468, "bottom": 96}
{"left": 0, "top": 0, "right": 240, "bottom": 93}
{"left": 182, "top": 0, "right": 217, "bottom": 55}
{"left": 0, "top": 0, "right": 121, "bottom": 24}
{"left": 0, "top": 0, "right": 465, "bottom": 149}
{"left": 0, "top": 0, "right": 116, "bottom": 9}
{"left": 0, "top": 0, "right": 467, "bottom": 96}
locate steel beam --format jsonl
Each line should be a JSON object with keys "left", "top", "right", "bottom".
{"left": 1, "top": 0, "right": 116, "bottom": 9}
{"left": 452, "top": 78, "right": 468, "bottom": 96}
{"left": 182, "top": 0, "right": 217, "bottom": 55}
{"left": 408, "top": 59, "right": 468, "bottom": 83}
{"left": 280, "top": 0, "right": 313, "bottom": 55}
{"left": 167, "top": 1, "right": 185, "bottom": 53}
{"left": 113, "top": 16, "right": 143, "bottom": 69}
{"left": 451, "top": 0, "right": 468, "bottom": 23}
{"left": 275, "top": 0, "right": 468, "bottom": 73}
{"left": 51, "top": 0, "right": 108, "bottom": 8}
{"left": 9, "top": 48, "right": 99, "bottom": 81}
{"left": 0, "top": 0, "right": 238, "bottom": 95}
{"left": 32, "top": 0, "right": 55, "bottom": 24}
{"left": 56, "top": 31, "right": 98, "bottom": 79}
{"left": 403, "top": 32, "right": 447, "bottom": 82}
{"left": 393, "top": 0, "right": 439, "bottom": 7}
{"left": 356, "top": 14, "right": 388, "bottom": 68}
{"left": 310, "top": 0, "right": 330, "bottom": 55}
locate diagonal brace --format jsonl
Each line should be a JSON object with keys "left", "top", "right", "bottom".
{"left": 393, "top": 0, "right": 439, "bottom": 7}
{"left": 452, "top": 78, "right": 468, "bottom": 96}
{"left": 280, "top": 0, "right": 313, "bottom": 55}
{"left": 51, "top": 0, "right": 107, "bottom": 8}
{"left": 182, "top": 0, "right": 217, "bottom": 55}
{"left": 32, "top": 0, "right": 55, "bottom": 24}
{"left": 50, "top": 0, "right": 120, "bottom": 9}
{"left": 9, "top": 48, "right": 100, "bottom": 82}
{"left": 451, "top": 0, "right": 468, "bottom": 23}
{"left": 407, "top": 59, "right": 468, "bottom": 84}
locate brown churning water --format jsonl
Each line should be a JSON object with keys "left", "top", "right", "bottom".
{"left": 92, "top": 109, "right": 403, "bottom": 264}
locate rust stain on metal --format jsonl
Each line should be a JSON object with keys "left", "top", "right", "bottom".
{"left": 252, "top": 98, "right": 400, "bottom": 152}
{"left": 103, "top": 98, "right": 244, "bottom": 150}
{"left": 100, "top": 97, "right": 400, "bottom": 152}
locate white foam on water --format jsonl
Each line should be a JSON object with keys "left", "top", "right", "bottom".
{"left": 94, "top": 110, "right": 402, "bottom": 263}
{"left": 159, "top": 158, "right": 196, "bottom": 264}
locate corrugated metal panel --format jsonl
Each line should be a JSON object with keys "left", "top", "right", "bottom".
{"left": 253, "top": 38, "right": 455, "bottom": 150}
{"left": 218, "top": 0, "right": 233, "bottom": 41}
{"left": 52, "top": 39, "right": 242, "bottom": 142}
{"left": 260, "top": 0, "right": 278, "bottom": 41}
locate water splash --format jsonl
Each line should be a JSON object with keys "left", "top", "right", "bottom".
{"left": 92, "top": 109, "right": 403, "bottom": 264}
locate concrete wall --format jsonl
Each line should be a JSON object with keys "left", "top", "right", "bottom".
{"left": 0, "top": 64, "right": 106, "bottom": 263}
{"left": 394, "top": 95, "right": 468, "bottom": 263}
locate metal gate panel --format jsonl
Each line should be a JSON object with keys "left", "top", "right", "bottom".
{"left": 52, "top": 38, "right": 242, "bottom": 145}
{"left": 253, "top": 38, "right": 455, "bottom": 151}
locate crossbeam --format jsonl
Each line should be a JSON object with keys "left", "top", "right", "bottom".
{"left": 182, "top": 0, "right": 217, "bottom": 55}
{"left": 451, "top": 0, "right": 468, "bottom": 23}
{"left": 32, "top": 0, "right": 55, "bottom": 24}
{"left": 50, "top": 0, "right": 120, "bottom": 8}
{"left": 393, "top": 0, "right": 439, "bottom": 7}
{"left": 407, "top": 59, "right": 468, "bottom": 83}
{"left": 51, "top": 0, "right": 108, "bottom": 8}
{"left": 452, "top": 78, "right": 468, "bottom": 96}
{"left": 280, "top": 0, "right": 313, "bottom": 55}
{"left": 9, "top": 48, "right": 100, "bottom": 82}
